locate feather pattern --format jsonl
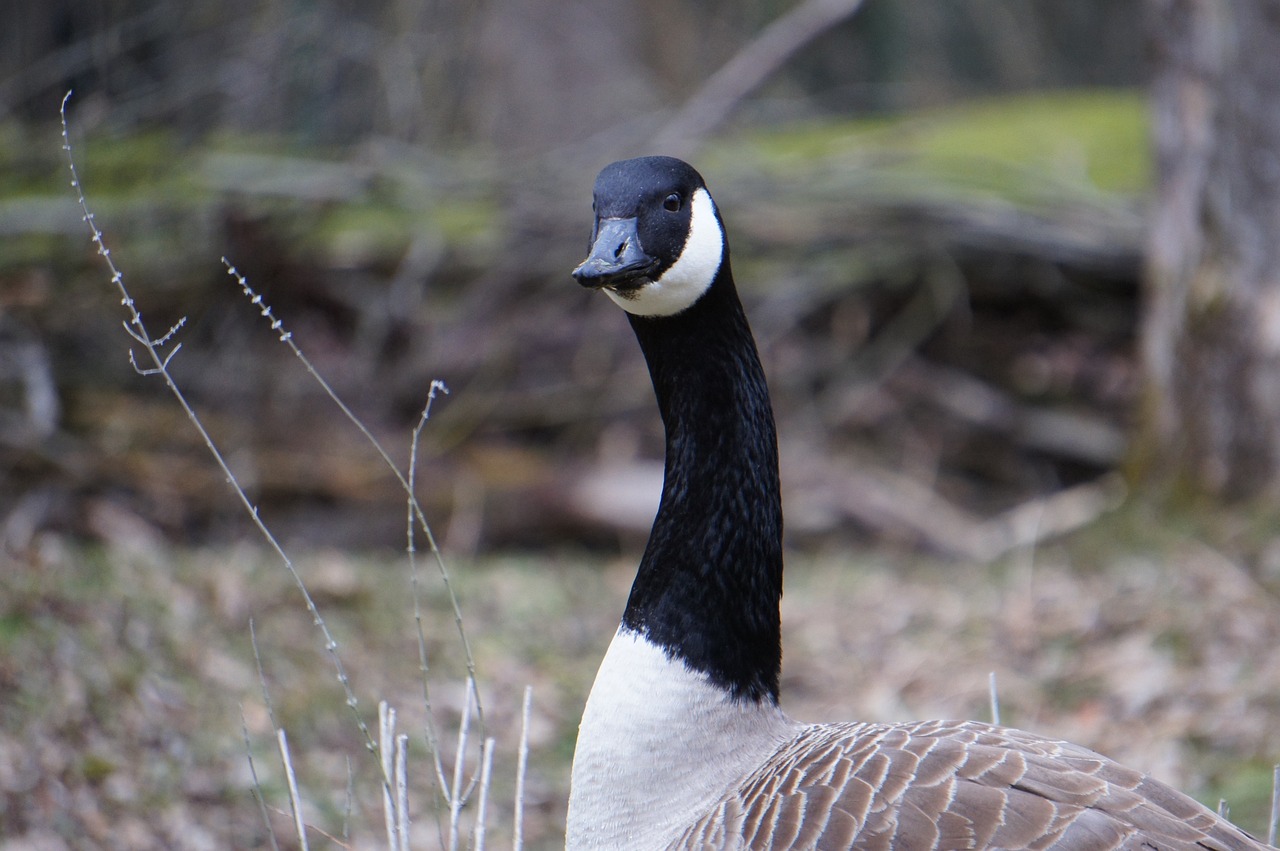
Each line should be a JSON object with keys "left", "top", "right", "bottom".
{"left": 675, "top": 719, "right": 1262, "bottom": 850}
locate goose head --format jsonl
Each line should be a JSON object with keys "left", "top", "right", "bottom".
{"left": 572, "top": 156, "right": 726, "bottom": 318}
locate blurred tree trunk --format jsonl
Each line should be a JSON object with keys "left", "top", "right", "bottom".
{"left": 1138, "top": 0, "right": 1280, "bottom": 499}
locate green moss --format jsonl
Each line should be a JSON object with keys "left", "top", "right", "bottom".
{"left": 299, "top": 196, "right": 499, "bottom": 268}
{"left": 79, "top": 131, "right": 187, "bottom": 191}
{"left": 904, "top": 90, "right": 1149, "bottom": 194}
{"left": 79, "top": 752, "right": 117, "bottom": 784}
{"left": 428, "top": 197, "right": 499, "bottom": 247}
{"left": 718, "top": 88, "right": 1149, "bottom": 203}
{"left": 306, "top": 203, "right": 414, "bottom": 265}
{"left": 0, "top": 612, "right": 32, "bottom": 648}
{"left": 731, "top": 113, "right": 899, "bottom": 164}
{"left": 0, "top": 231, "right": 64, "bottom": 268}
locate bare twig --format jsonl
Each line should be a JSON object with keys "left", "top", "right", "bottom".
{"left": 377, "top": 705, "right": 412, "bottom": 851}
{"left": 277, "top": 729, "right": 310, "bottom": 851}
{"left": 473, "top": 737, "right": 497, "bottom": 851}
{"left": 380, "top": 701, "right": 399, "bottom": 851}
{"left": 240, "top": 706, "right": 283, "bottom": 851}
{"left": 448, "top": 677, "right": 476, "bottom": 851}
{"left": 247, "top": 622, "right": 293, "bottom": 851}
{"left": 395, "top": 734, "right": 410, "bottom": 851}
{"left": 343, "top": 757, "right": 354, "bottom": 845}
{"left": 248, "top": 620, "right": 280, "bottom": 732}
{"left": 651, "top": 0, "right": 869, "bottom": 157}
{"left": 988, "top": 672, "right": 1001, "bottom": 727}
{"left": 514, "top": 685, "right": 534, "bottom": 851}
{"left": 408, "top": 384, "right": 459, "bottom": 806}
{"left": 61, "top": 89, "right": 387, "bottom": 780}
{"left": 894, "top": 359, "right": 1127, "bottom": 468}
{"left": 223, "top": 260, "right": 484, "bottom": 739}
{"left": 799, "top": 444, "right": 1126, "bottom": 562}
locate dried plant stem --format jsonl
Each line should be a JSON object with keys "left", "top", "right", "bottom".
{"left": 513, "top": 685, "right": 534, "bottom": 851}
{"left": 342, "top": 757, "right": 354, "bottom": 845}
{"left": 408, "top": 387, "right": 459, "bottom": 803}
{"left": 221, "top": 261, "right": 488, "bottom": 826}
{"left": 222, "top": 260, "right": 483, "bottom": 736}
{"left": 63, "top": 90, "right": 525, "bottom": 849}
{"left": 241, "top": 706, "right": 284, "bottom": 851}
{"left": 378, "top": 702, "right": 413, "bottom": 851}
{"left": 277, "top": 729, "right": 310, "bottom": 851}
{"left": 988, "top": 671, "right": 1001, "bottom": 727}
{"left": 380, "top": 701, "right": 399, "bottom": 851}
{"left": 395, "top": 733, "right": 410, "bottom": 851}
{"left": 448, "top": 678, "right": 477, "bottom": 851}
{"left": 472, "top": 737, "right": 497, "bottom": 851}
{"left": 60, "top": 90, "right": 385, "bottom": 777}
{"left": 249, "top": 621, "right": 281, "bottom": 730}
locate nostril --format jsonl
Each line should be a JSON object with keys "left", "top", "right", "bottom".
{"left": 613, "top": 240, "right": 628, "bottom": 261}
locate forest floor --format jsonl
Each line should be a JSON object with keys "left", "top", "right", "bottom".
{"left": 5, "top": 504, "right": 1280, "bottom": 849}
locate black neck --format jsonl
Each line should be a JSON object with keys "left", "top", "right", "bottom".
{"left": 622, "top": 261, "right": 783, "bottom": 703}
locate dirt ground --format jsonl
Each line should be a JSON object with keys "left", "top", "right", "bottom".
{"left": 4, "top": 499, "right": 1280, "bottom": 849}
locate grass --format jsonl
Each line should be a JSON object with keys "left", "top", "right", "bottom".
{"left": 5, "top": 529, "right": 1280, "bottom": 847}
{"left": 0, "top": 540, "right": 605, "bottom": 848}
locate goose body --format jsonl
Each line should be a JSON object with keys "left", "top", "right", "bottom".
{"left": 566, "top": 156, "right": 1265, "bottom": 851}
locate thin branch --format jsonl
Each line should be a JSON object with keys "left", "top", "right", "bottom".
{"left": 408, "top": 384, "right": 456, "bottom": 806}
{"left": 472, "top": 738, "right": 496, "bottom": 851}
{"left": 153, "top": 316, "right": 187, "bottom": 347}
{"left": 240, "top": 705, "right": 283, "bottom": 851}
{"left": 395, "top": 733, "right": 410, "bottom": 851}
{"left": 380, "top": 701, "right": 399, "bottom": 851}
{"left": 447, "top": 677, "right": 476, "bottom": 851}
{"left": 128, "top": 342, "right": 182, "bottom": 375}
{"left": 249, "top": 620, "right": 281, "bottom": 734}
{"left": 343, "top": 756, "right": 354, "bottom": 845}
{"left": 62, "top": 88, "right": 392, "bottom": 819}
{"left": 650, "top": 0, "right": 869, "bottom": 157}
{"left": 223, "top": 260, "right": 484, "bottom": 738}
{"left": 277, "top": 729, "right": 310, "bottom": 851}
{"left": 513, "top": 685, "right": 533, "bottom": 851}
{"left": 378, "top": 705, "right": 412, "bottom": 851}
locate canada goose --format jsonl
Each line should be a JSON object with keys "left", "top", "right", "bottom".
{"left": 565, "top": 155, "right": 1266, "bottom": 851}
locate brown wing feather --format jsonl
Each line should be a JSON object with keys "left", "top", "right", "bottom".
{"left": 672, "top": 720, "right": 1267, "bottom": 851}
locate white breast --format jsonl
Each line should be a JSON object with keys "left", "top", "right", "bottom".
{"left": 566, "top": 627, "right": 795, "bottom": 851}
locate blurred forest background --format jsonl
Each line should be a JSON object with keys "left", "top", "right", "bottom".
{"left": 2, "top": 0, "right": 1148, "bottom": 551}
{"left": 7, "top": 1, "right": 1280, "bottom": 849}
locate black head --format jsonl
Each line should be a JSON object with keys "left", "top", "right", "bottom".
{"left": 572, "top": 156, "right": 726, "bottom": 317}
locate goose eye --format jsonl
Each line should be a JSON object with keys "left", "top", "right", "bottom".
{"left": 663, "top": 193, "right": 682, "bottom": 213}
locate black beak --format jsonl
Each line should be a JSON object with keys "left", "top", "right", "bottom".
{"left": 572, "top": 217, "right": 659, "bottom": 290}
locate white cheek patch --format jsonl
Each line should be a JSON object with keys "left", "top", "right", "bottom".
{"left": 605, "top": 188, "right": 724, "bottom": 317}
